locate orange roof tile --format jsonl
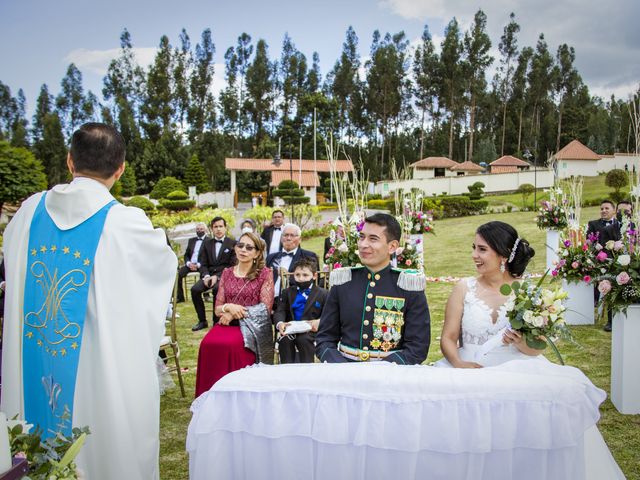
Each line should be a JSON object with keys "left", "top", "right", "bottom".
{"left": 225, "top": 158, "right": 354, "bottom": 172}
{"left": 410, "top": 157, "right": 458, "bottom": 169}
{"left": 490, "top": 155, "right": 530, "bottom": 167}
{"left": 554, "top": 140, "right": 600, "bottom": 161}
{"left": 270, "top": 171, "right": 319, "bottom": 187}
{"left": 450, "top": 160, "right": 484, "bottom": 171}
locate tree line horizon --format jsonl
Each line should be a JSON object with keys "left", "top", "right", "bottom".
{"left": 1, "top": 9, "right": 638, "bottom": 196}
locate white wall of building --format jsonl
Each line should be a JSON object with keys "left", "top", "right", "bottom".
{"left": 597, "top": 155, "right": 640, "bottom": 173}
{"left": 413, "top": 168, "right": 457, "bottom": 179}
{"left": 557, "top": 154, "right": 640, "bottom": 178}
{"left": 375, "top": 169, "right": 554, "bottom": 196}
{"left": 197, "top": 191, "right": 233, "bottom": 208}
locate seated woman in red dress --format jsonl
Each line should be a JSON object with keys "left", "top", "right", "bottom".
{"left": 195, "top": 232, "right": 274, "bottom": 397}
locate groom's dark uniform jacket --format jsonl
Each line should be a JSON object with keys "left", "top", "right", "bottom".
{"left": 315, "top": 265, "right": 430, "bottom": 365}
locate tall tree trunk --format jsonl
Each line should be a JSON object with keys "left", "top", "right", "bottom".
{"left": 501, "top": 101, "right": 508, "bottom": 156}
{"left": 556, "top": 102, "right": 563, "bottom": 152}
{"left": 419, "top": 107, "right": 426, "bottom": 160}
{"left": 517, "top": 107, "right": 523, "bottom": 153}
{"left": 468, "top": 94, "right": 476, "bottom": 161}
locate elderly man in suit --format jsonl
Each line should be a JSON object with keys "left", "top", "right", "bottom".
{"left": 176, "top": 223, "right": 208, "bottom": 303}
{"left": 266, "top": 223, "right": 319, "bottom": 300}
{"left": 261, "top": 209, "right": 286, "bottom": 255}
{"left": 191, "top": 217, "right": 237, "bottom": 331}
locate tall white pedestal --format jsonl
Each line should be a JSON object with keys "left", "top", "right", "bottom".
{"left": 561, "top": 280, "right": 595, "bottom": 325}
{"left": 611, "top": 305, "right": 640, "bottom": 414}
{"left": 546, "top": 230, "right": 560, "bottom": 270}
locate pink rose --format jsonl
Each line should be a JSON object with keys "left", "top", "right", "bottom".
{"left": 406, "top": 260, "right": 412, "bottom": 266}
{"left": 583, "top": 275, "right": 591, "bottom": 283}
{"left": 333, "top": 262, "right": 342, "bottom": 269}
{"left": 583, "top": 244, "right": 589, "bottom": 252}
{"left": 596, "top": 251, "right": 609, "bottom": 262}
{"left": 551, "top": 269, "right": 558, "bottom": 276}
{"left": 614, "top": 241, "right": 624, "bottom": 251}
{"left": 598, "top": 280, "right": 612, "bottom": 295}
{"left": 571, "top": 261, "right": 579, "bottom": 269}
{"left": 616, "top": 272, "right": 630, "bottom": 285}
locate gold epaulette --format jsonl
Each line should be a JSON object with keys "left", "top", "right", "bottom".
{"left": 393, "top": 268, "right": 426, "bottom": 291}
{"left": 329, "top": 266, "right": 363, "bottom": 286}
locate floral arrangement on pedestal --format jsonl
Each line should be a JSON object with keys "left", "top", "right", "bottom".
{"left": 595, "top": 218, "right": 640, "bottom": 314}
{"left": 7, "top": 413, "right": 89, "bottom": 480}
{"left": 551, "top": 228, "right": 598, "bottom": 284}
{"left": 536, "top": 199, "right": 569, "bottom": 230}
{"left": 500, "top": 274, "right": 570, "bottom": 364}
{"left": 324, "top": 215, "right": 364, "bottom": 270}
{"left": 406, "top": 209, "right": 435, "bottom": 235}
{"left": 393, "top": 242, "right": 422, "bottom": 270}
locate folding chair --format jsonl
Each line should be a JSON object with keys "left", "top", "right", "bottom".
{"left": 159, "top": 274, "right": 186, "bottom": 397}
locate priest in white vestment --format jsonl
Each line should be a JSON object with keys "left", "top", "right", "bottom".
{"left": 1, "top": 123, "right": 177, "bottom": 480}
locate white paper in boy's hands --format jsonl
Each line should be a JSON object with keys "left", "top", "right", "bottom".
{"left": 284, "top": 321, "right": 313, "bottom": 335}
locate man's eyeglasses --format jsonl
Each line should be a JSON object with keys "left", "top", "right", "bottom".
{"left": 282, "top": 234, "right": 299, "bottom": 238}
{"left": 235, "top": 242, "right": 256, "bottom": 251}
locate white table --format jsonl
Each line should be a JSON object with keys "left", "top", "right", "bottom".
{"left": 187, "top": 361, "right": 617, "bottom": 480}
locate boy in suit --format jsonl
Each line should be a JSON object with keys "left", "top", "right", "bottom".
{"left": 274, "top": 257, "right": 328, "bottom": 363}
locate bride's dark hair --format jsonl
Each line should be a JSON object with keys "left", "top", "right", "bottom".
{"left": 476, "top": 221, "right": 535, "bottom": 277}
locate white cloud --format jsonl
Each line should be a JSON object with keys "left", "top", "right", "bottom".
{"left": 64, "top": 47, "right": 157, "bottom": 76}
{"left": 380, "top": 0, "right": 640, "bottom": 99}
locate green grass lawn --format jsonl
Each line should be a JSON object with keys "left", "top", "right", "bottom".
{"left": 159, "top": 206, "right": 640, "bottom": 480}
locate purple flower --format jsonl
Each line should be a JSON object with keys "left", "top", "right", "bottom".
{"left": 587, "top": 232, "right": 600, "bottom": 243}
{"left": 563, "top": 240, "right": 572, "bottom": 247}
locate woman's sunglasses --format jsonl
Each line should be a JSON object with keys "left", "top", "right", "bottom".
{"left": 235, "top": 242, "right": 256, "bottom": 251}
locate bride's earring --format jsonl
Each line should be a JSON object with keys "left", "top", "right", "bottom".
{"left": 500, "top": 259, "right": 506, "bottom": 273}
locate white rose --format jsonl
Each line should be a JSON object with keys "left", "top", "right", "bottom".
{"left": 523, "top": 311, "right": 534, "bottom": 324}
{"left": 532, "top": 316, "right": 545, "bottom": 327}
{"left": 617, "top": 255, "right": 631, "bottom": 266}
{"left": 504, "top": 296, "right": 515, "bottom": 311}
{"left": 337, "top": 243, "right": 348, "bottom": 253}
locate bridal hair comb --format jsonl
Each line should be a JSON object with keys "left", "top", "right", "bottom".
{"left": 508, "top": 238, "right": 521, "bottom": 263}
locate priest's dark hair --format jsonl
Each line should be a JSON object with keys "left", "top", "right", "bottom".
{"left": 70, "top": 122, "right": 126, "bottom": 179}
{"left": 364, "top": 213, "right": 401, "bottom": 243}
{"left": 476, "top": 221, "right": 535, "bottom": 277}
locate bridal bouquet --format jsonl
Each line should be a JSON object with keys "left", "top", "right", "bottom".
{"left": 500, "top": 275, "right": 570, "bottom": 364}
{"left": 551, "top": 228, "right": 598, "bottom": 283}
{"left": 536, "top": 199, "right": 569, "bottom": 230}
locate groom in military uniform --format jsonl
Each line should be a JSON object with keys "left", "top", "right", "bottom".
{"left": 315, "top": 213, "right": 430, "bottom": 364}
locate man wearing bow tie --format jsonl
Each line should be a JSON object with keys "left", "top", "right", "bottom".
{"left": 261, "top": 209, "right": 286, "bottom": 255}
{"left": 266, "top": 223, "right": 319, "bottom": 300}
{"left": 191, "top": 217, "right": 237, "bottom": 331}
{"left": 587, "top": 200, "right": 617, "bottom": 241}
{"left": 176, "top": 223, "right": 208, "bottom": 303}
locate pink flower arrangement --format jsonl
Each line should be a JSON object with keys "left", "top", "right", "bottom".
{"left": 571, "top": 261, "right": 580, "bottom": 269}
{"left": 616, "top": 272, "right": 630, "bottom": 285}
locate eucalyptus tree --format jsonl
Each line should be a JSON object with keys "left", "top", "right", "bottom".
{"left": 245, "top": 39, "right": 275, "bottom": 153}
{"left": 526, "top": 34, "right": 554, "bottom": 155}
{"left": 510, "top": 47, "right": 533, "bottom": 154}
{"left": 173, "top": 28, "right": 193, "bottom": 133}
{"left": 56, "top": 63, "right": 95, "bottom": 139}
{"left": 496, "top": 12, "right": 520, "bottom": 156}
{"left": 365, "top": 30, "right": 410, "bottom": 178}
{"left": 462, "top": 9, "right": 492, "bottom": 161}
{"left": 188, "top": 28, "right": 216, "bottom": 142}
{"left": 142, "top": 35, "right": 175, "bottom": 141}
{"left": 412, "top": 24, "right": 439, "bottom": 160}
{"left": 553, "top": 43, "right": 581, "bottom": 150}
{"left": 438, "top": 18, "right": 464, "bottom": 159}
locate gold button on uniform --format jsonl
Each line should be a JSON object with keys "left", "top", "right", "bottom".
{"left": 363, "top": 334, "right": 368, "bottom": 339}
{"left": 364, "top": 320, "right": 370, "bottom": 326}
{"left": 365, "top": 306, "right": 371, "bottom": 312}
{"left": 370, "top": 282, "right": 376, "bottom": 287}
{"left": 368, "top": 273, "right": 372, "bottom": 279}
{"left": 363, "top": 346, "right": 369, "bottom": 351}
{"left": 367, "top": 293, "right": 373, "bottom": 299}
{"left": 374, "top": 274, "right": 381, "bottom": 280}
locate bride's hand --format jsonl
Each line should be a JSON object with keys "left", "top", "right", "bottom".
{"left": 453, "top": 360, "right": 483, "bottom": 369}
{"left": 502, "top": 329, "right": 524, "bottom": 346}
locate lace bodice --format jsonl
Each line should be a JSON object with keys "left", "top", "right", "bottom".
{"left": 460, "top": 277, "right": 510, "bottom": 346}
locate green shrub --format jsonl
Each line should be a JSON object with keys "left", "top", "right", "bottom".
{"left": 166, "top": 190, "right": 189, "bottom": 200}
{"left": 150, "top": 208, "right": 236, "bottom": 230}
{"left": 605, "top": 169, "right": 628, "bottom": 201}
{"left": 516, "top": 183, "right": 535, "bottom": 208}
{"left": 150, "top": 177, "right": 185, "bottom": 199}
{"left": 200, "top": 202, "right": 219, "bottom": 209}
{"left": 125, "top": 196, "right": 156, "bottom": 212}
{"left": 422, "top": 198, "right": 444, "bottom": 218}
{"left": 281, "top": 195, "right": 310, "bottom": 205}
{"left": 432, "top": 196, "right": 488, "bottom": 218}
{"left": 159, "top": 198, "right": 196, "bottom": 211}
{"left": 467, "top": 181, "right": 486, "bottom": 200}
{"left": 366, "top": 199, "right": 391, "bottom": 210}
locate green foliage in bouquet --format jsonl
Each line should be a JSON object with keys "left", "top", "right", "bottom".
{"left": 8, "top": 412, "right": 89, "bottom": 480}
{"left": 500, "top": 274, "right": 570, "bottom": 364}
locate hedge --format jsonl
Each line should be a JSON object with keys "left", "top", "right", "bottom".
{"left": 166, "top": 190, "right": 189, "bottom": 200}
{"left": 428, "top": 196, "right": 488, "bottom": 218}
{"left": 159, "top": 198, "right": 196, "bottom": 211}
{"left": 125, "top": 196, "right": 155, "bottom": 212}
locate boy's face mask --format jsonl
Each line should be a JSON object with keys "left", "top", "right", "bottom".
{"left": 296, "top": 280, "right": 314, "bottom": 290}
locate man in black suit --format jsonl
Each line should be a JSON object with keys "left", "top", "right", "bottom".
{"left": 191, "top": 217, "right": 237, "bottom": 331}
{"left": 266, "top": 223, "right": 319, "bottom": 300}
{"left": 261, "top": 209, "right": 285, "bottom": 255}
{"left": 176, "top": 223, "right": 208, "bottom": 303}
{"left": 586, "top": 200, "right": 617, "bottom": 243}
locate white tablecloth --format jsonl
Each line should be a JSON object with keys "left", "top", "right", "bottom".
{"left": 187, "top": 361, "right": 622, "bottom": 480}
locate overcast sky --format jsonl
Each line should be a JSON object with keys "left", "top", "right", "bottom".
{"left": 1, "top": 0, "right": 638, "bottom": 117}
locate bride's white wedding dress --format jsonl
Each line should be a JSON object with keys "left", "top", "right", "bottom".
{"left": 437, "top": 277, "right": 625, "bottom": 479}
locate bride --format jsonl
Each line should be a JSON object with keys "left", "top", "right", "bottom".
{"left": 437, "top": 221, "right": 625, "bottom": 479}
{"left": 439, "top": 221, "right": 541, "bottom": 367}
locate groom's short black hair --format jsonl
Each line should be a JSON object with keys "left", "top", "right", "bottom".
{"left": 364, "top": 213, "right": 401, "bottom": 243}
{"left": 70, "top": 122, "right": 125, "bottom": 179}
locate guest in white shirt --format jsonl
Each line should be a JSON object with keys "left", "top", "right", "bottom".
{"left": 261, "top": 210, "right": 286, "bottom": 255}
{"left": 176, "top": 223, "right": 208, "bottom": 303}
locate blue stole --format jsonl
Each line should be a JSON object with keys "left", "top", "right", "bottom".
{"left": 22, "top": 193, "right": 116, "bottom": 437}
